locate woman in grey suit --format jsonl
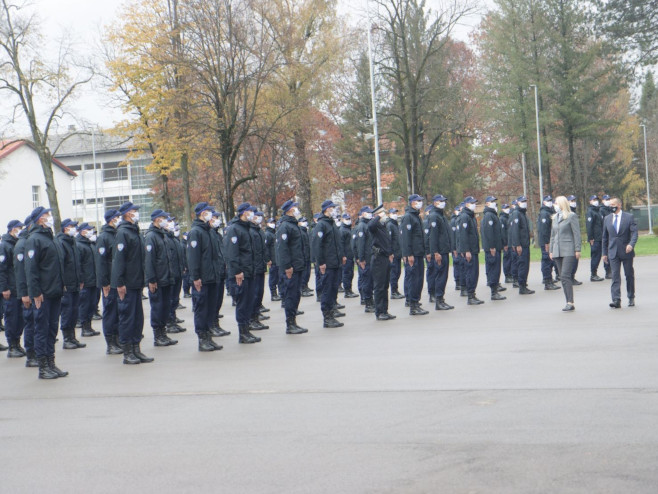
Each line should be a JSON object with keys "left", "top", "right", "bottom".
{"left": 549, "top": 196, "right": 581, "bottom": 311}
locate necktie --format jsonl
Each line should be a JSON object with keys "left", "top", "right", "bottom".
{"left": 613, "top": 214, "right": 618, "bottom": 233}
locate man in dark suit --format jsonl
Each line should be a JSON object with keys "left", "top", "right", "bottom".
{"left": 602, "top": 197, "right": 638, "bottom": 308}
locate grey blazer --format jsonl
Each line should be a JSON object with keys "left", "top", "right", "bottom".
{"left": 550, "top": 212, "right": 581, "bottom": 258}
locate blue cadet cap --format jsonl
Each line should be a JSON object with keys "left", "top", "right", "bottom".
{"left": 589, "top": 195, "right": 599, "bottom": 201}
{"left": 268, "top": 217, "right": 276, "bottom": 223}
{"left": 463, "top": 196, "right": 477, "bottom": 204}
{"left": 313, "top": 213, "right": 322, "bottom": 219}
{"left": 299, "top": 217, "right": 308, "bottom": 223}
{"left": 388, "top": 208, "right": 398, "bottom": 214}
{"left": 602, "top": 194, "right": 610, "bottom": 200}
{"left": 255, "top": 211, "right": 264, "bottom": 217}
{"left": 408, "top": 194, "right": 423, "bottom": 203}
{"left": 567, "top": 195, "right": 576, "bottom": 201}
{"left": 119, "top": 202, "right": 140, "bottom": 215}
{"left": 359, "top": 206, "right": 373, "bottom": 215}
{"left": 60, "top": 218, "right": 77, "bottom": 231}
{"left": 543, "top": 195, "right": 553, "bottom": 202}
{"left": 211, "top": 210, "right": 221, "bottom": 217}
{"left": 485, "top": 195, "right": 497, "bottom": 203}
{"left": 281, "top": 200, "right": 298, "bottom": 213}
{"left": 194, "top": 202, "right": 213, "bottom": 216}
{"left": 342, "top": 213, "right": 351, "bottom": 219}
{"left": 104, "top": 209, "right": 120, "bottom": 223}
{"left": 502, "top": 203, "right": 510, "bottom": 209}
{"left": 7, "top": 219, "right": 24, "bottom": 231}
{"left": 23, "top": 213, "right": 34, "bottom": 227}
{"left": 78, "top": 222, "right": 92, "bottom": 231}
{"left": 432, "top": 194, "right": 447, "bottom": 202}
{"left": 247, "top": 205, "right": 258, "bottom": 212}
{"left": 236, "top": 202, "right": 251, "bottom": 215}
{"left": 150, "top": 209, "right": 168, "bottom": 221}
{"left": 511, "top": 199, "right": 518, "bottom": 205}
{"left": 457, "top": 203, "right": 464, "bottom": 210}
{"left": 425, "top": 205, "right": 432, "bottom": 212}
{"left": 30, "top": 206, "right": 52, "bottom": 223}
{"left": 517, "top": 195, "right": 528, "bottom": 202}
{"left": 321, "top": 200, "right": 337, "bottom": 212}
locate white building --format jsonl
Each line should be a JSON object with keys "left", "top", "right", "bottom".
{"left": 52, "top": 133, "right": 155, "bottom": 230}
{"left": 0, "top": 140, "right": 76, "bottom": 229}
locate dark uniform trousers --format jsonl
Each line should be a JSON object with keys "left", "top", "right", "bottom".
{"left": 484, "top": 251, "right": 501, "bottom": 287}
{"left": 432, "top": 255, "right": 450, "bottom": 298}
{"left": 278, "top": 270, "right": 288, "bottom": 299}
{"left": 510, "top": 250, "right": 519, "bottom": 279}
{"left": 302, "top": 262, "right": 311, "bottom": 289}
{"left": 253, "top": 273, "right": 265, "bottom": 317}
{"left": 502, "top": 248, "right": 512, "bottom": 278}
{"left": 342, "top": 258, "right": 354, "bottom": 291}
{"left": 23, "top": 305, "right": 35, "bottom": 353}
{"left": 540, "top": 244, "right": 556, "bottom": 280}
{"left": 169, "top": 277, "right": 182, "bottom": 321}
{"left": 314, "top": 264, "right": 325, "bottom": 295}
{"left": 149, "top": 284, "right": 172, "bottom": 330}
{"left": 192, "top": 282, "right": 218, "bottom": 334}
{"left": 452, "top": 253, "right": 461, "bottom": 286}
{"left": 590, "top": 241, "right": 602, "bottom": 273}
{"left": 102, "top": 288, "right": 119, "bottom": 337}
{"left": 463, "top": 254, "right": 479, "bottom": 294}
{"left": 268, "top": 265, "right": 279, "bottom": 294}
{"left": 358, "top": 262, "right": 373, "bottom": 300}
{"left": 214, "top": 275, "right": 225, "bottom": 321}
{"left": 34, "top": 297, "right": 61, "bottom": 358}
{"left": 227, "top": 276, "right": 256, "bottom": 326}
{"left": 404, "top": 256, "right": 424, "bottom": 303}
{"left": 283, "top": 271, "right": 302, "bottom": 319}
{"left": 371, "top": 254, "right": 391, "bottom": 315}
{"left": 320, "top": 267, "right": 340, "bottom": 313}
{"left": 517, "top": 248, "right": 530, "bottom": 285}
{"left": 60, "top": 291, "right": 79, "bottom": 330}
{"left": 118, "top": 289, "right": 144, "bottom": 345}
{"left": 79, "top": 287, "right": 96, "bottom": 324}
{"left": 3, "top": 297, "right": 24, "bottom": 343}
{"left": 425, "top": 259, "right": 438, "bottom": 296}
{"left": 390, "top": 256, "right": 401, "bottom": 293}
{"left": 182, "top": 272, "right": 191, "bottom": 295}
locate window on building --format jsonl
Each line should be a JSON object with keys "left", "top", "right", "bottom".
{"left": 130, "top": 159, "right": 154, "bottom": 190}
{"left": 72, "top": 199, "right": 84, "bottom": 206}
{"left": 84, "top": 163, "right": 96, "bottom": 170}
{"left": 103, "top": 162, "right": 128, "bottom": 182}
{"left": 69, "top": 164, "right": 82, "bottom": 172}
{"left": 131, "top": 194, "right": 153, "bottom": 211}
{"left": 32, "top": 186, "right": 40, "bottom": 208}
{"left": 104, "top": 195, "right": 129, "bottom": 210}
{"left": 87, "top": 198, "right": 101, "bottom": 205}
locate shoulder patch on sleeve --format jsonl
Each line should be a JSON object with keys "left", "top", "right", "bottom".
{"left": 431, "top": 222, "right": 436, "bottom": 227}
{"left": 406, "top": 224, "right": 412, "bottom": 230}
{"left": 317, "top": 231, "right": 323, "bottom": 238}
{"left": 28, "top": 249, "right": 35, "bottom": 258}
{"left": 514, "top": 218, "right": 519, "bottom": 223}
{"left": 488, "top": 220, "right": 493, "bottom": 226}
{"left": 462, "top": 222, "right": 468, "bottom": 228}
{"left": 281, "top": 233, "right": 288, "bottom": 241}
{"left": 98, "top": 247, "right": 106, "bottom": 256}
{"left": 0, "top": 255, "right": 5, "bottom": 263}
{"left": 190, "top": 240, "right": 198, "bottom": 248}
{"left": 358, "top": 231, "right": 364, "bottom": 237}
{"left": 587, "top": 217, "right": 592, "bottom": 222}
{"left": 231, "top": 237, "right": 238, "bottom": 244}
{"left": 117, "top": 243, "right": 124, "bottom": 252}
{"left": 424, "top": 229, "right": 429, "bottom": 234}
{"left": 17, "top": 253, "right": 24, "bottom": 262}
{"left": 542, "top": 218, "right": 546, "bottom": 223}
{"left": 146, "top": 244, "right": 152, "bottom": 252}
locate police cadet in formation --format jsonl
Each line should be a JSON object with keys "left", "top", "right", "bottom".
{"left": 537, "top": 196, "right": 560, "bottom": 290}
{"left": 480, "top": 196, "right": 507, "bottom": 302}
{"left": 298, "top": 217, "right": 313, "bottom": 298}
{"left": 13, "top": 214, "right": 37, "bottom": 366}
{"left": 499, "top": 204, "right": 512, "bottom": 284}
{"left": 427, "top": 195, "right": 454, "bottom": 310}
{"left": 339, "top": 214, "right": 358, "bottom": 298}
{"left": 55, "top": 219, "right": 86, "bottom": 350}
{"left": 386, "top": 208, "right": 404, "bottom": 300}
{"left": 276, "top": 200, "right": 308, "bottom": 334}
{"left": 354, "top": 206, "right": 374, "bottom": 311}
{"left": 187, "top": 202, "right": 224, "bottom": 351}
{"left": 401, "top": 194, "right": 429, "bottom": 315}
{"left": 310, "top": 213, "right": 324, "bottom": 301}
{"left": 208, "top": 210, "right": 229, "bottom": 337}
{"left": 367, "top": 205, "right": 396, "bottom": 320}
{"left": 509, "top": 195, "right": 535, "bottom": 295}
{"left": 225, "top": 202, "right": 261, "bottom": 344}
{"left": 600, "top": 194, "right": 613, "bottom": 278}
{"left": 112, "top": 202, "right": 154, "bottom": 364}
{"left": 76, "top": 223, "right": 100, "bottom": 337}
{"left": 181, "top": 231, "right": 192, "bottom": 298}
{"left": 313, "top": 200, "right": 346, "bottom": 328}
{"left": 144, "top": 210, "right": 178, "bottom": 348}
{"left": 24, "top": 207, "right": 68, "bottom": 379}
{"left": 95, "top": 209, "right": 123, "bottom": 355}
{"left": 0, "top": 219, "right": 26, "bottom": 356}
{"left": 248, "top": 209, "right": 270, "bottom": 332}
{"left": 422, "top": 205, "right": 434, "bottom": 303}
{"left": 567, "top": 195, "right": 583, "bottom": 285}
{"left": 457, "top": 196, "right": 484, "bottom": 305}
{"left": 586, "top": 195, "right": 605, "bottom": 282}
{"left": 164, "top": 215, "right": 185, "bottom": 334}
{"left": 264, "top": 217, "right": 280, "bottom": 302}
{"left": 449, "top": 203, "right": 463, "bottom": 292}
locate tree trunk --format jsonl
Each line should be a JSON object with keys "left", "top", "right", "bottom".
{"left": 180, "top": 152, "right": 192, "bottom": 227}
{"left": 294, "top": 129, "right": 312, "bottom": 220}
{"left": 36, "top": 145, "right": 62, "bottom": 230}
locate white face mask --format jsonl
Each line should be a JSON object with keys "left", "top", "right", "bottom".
{"left": 363, "top": 212, "right": 373, "bottom": 220}
{"left": 343, "top": 220, "right": 352, "bottom": 226}
{"left": 569, "top": 202, "right": 576, "bottom": 208}
{"left": 436, "top": 202, "right": 446, "bottom": 209}
{"left": 299, "top": 221, "right": 308, "bottom": 228}
{"left": 246, "top": 212, "right": 254, "bottom": 221}
{"left": 267, "top": 223, "right": 276, "bottom": 229}
{"left": 603, "top": 200, "right": 611, "bottom": 207}
{"left": 413, "top": 201, "right": 423, "bottom": 211}
{"left": 487, "top": 203, "right": 497, "bottom": 212}
{"left": 89, "top": 234, "right": 97, "bottom": 242}
{"left": 66, "top": 228, "right": 77, "bottom": 237}
{"left": 502, "top": 208, "right": 510, "bottom": 214}
{"left": 518, "top": 202, "right": 527, "bottom": 209}
{"left": 378, "top": 213, "right": 387, "bottom": 222}
{"left": 544, "top": 201, "right": 553, "bottom": 208}
{"left": 329, "top": 209, "right": 338, "bottom": 218}
{"left": 255, "top": 216, "right": 263, "bottom": 224}
{"left": 132, "top": 212, "right": 140, "bottom": 222}
{"left": 168, "top": 222, "right": 176, "bottom": 232}
{"left": 467, "top": 203, "right": 476, "bottom": 212}
{"left": 292, "top": 208, "right": 301, "bottom": 219}
{"left": 174, "top": 230, "right": 180, "bottom": 237}
{"left": 113, "top": 217, "right": 122, "bottom": 228}
{"left": 591, "top": 201, "right": 599, "bottom": 207}
{"left": 83, "top": 230, "right": 94, "bottom": 239}
{"left": 389, "top": 214, "right": 398, "bottom": 221}
{"left": 201, "top": 211, "right": 212, "bottom": 223}
{"left": 212, "top": 219, "right": 221, "bottom": 228}
{"left": 44, "top": 216, "right": 54, "bottom": 229}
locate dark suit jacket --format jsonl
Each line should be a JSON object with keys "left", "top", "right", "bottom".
{"left": 602, "top": 211, "right": 638, "bottom": 260}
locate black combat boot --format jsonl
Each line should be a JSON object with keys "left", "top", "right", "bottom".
{"left": 364, "top": 298, "right": 375, "bottom": 313}
{"left": 25, "top": 350, "right": 38, "bottom": 367}
{"left": 7, "top": 340, "right": 26, "bottom": 358}
{"left": 435, "top": 298, "right": 452, "bottom": 310}
{"left": 496, "top": 284, "right": 507, "bottom": 292}
{"left": 544, "top": 278, "right": 560, "bottom": 290}
{"left": 491, "top": 286, "right": 506, "bottom": 301}
{"left": 590, "top": 272, "right": 604, "bottom": 282}
{"left": 286, "top": 317, "right": 307, "bottom": 334}
{"left": 133, "top": 343, "right": 154, "bottom": 363}
{"left": 467, "top": 293, "right": 484, "bottom": 305}
{"left": 390, "top": 290, "right": 404, "bottom": 299}
{"left": 519, "top": 284, "right": 535, "bottom": 295}
{"left": 38, "top": 356, "right": 58, "bottom": 379}
{"left": 198, "top": 332, "right": 218, "bottom": 352}
{"left": 410, "top": 302, "right": 429, "bottom": 315}
{"left": 323, "top": 310, "right": 344, "bottom": 328}
{"left": 258, "top": 313, "right": 270, "bottom": 321}
{"left": 345, "top": 289, "right": 359, "bottom": 298}
{"left": 48, "top": 355, "right": 68, "bottom": 377}
{"left": 61, "top": 329, "right": 79, "bottom": 350}
{"left": 512, "top": 278, "right": 519, "bottom": 288}
{"left": 271, "top": 288, "right": 282, "bottom": 302}
{"left": 429, "top": 293, "right": 436, "bottom": 303}
{"left": 81, "top": 321, "right": 100, "bottom": 337}
{"left": 238, "top": 324, "right": 259, "bottom": 344}
{"left": 105, "top": 335, "right": 123, "bottom": 355}
{"left": 249, "top": 315, "right": 269, "bottom": 331}
{"left": 332, "top": 304, "right": 346, "bottom": 318}
{"left": 122, "top": 343, "right": 141, "bottom": 365}
{"left": 154, "top": 328, "right": 171, "bottom": 347}
{"left": 162, "top": 328, "right": 178, "bottom": 346}
{"left": 460, "top": 287, "right": 468, "bottom": 297}
{"left": 259, "top": 304, "right": 270, "bottom": 313}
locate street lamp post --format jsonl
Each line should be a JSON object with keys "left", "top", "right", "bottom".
{"left": 640, "top": 124, "right": 652, "bottom": 232}
{"left": 530, "top": 84, "right": 544, "bottom": 201}
{"left": 366, "top": 0, "right": 383, "bottom": 206}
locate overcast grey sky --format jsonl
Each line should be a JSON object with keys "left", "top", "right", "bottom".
{"left": 2, "top": 0, "right": 492, "bottom": 137}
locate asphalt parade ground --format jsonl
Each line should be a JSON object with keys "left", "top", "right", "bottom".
{"left": 2, "top": 257, "right": 658, "bottom": 493}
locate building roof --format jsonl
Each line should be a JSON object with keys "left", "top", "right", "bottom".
{"left": 49, "top": 132, "right": 140, "bottom": 158}
{"left": 0, "top": 140, "right": 77, "bottom": 177}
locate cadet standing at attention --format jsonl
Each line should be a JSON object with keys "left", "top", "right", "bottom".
{"left": 386, "top": 208, "right": 404, "bottom": 300}
{"left": 457, "top": 197, "right": 484, "bottom": 305}
{"left": 480, "top": 196, "right": 506, "bottom": 301}
{"left": 401, "top": 194, "right": 429, "bottom": 315}
{"left": 509, "top": 195, "right": 535, "bottom": 295}
{"left": 368, "top": 205, "right": 396, "bottom": 321}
